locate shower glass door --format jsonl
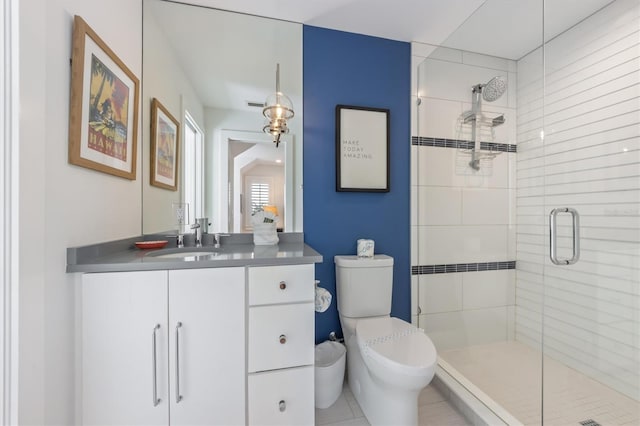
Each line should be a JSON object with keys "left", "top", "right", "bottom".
{"left": 540, "top": 1, "right": 640, "bottom": 425}
{"left": 414, "top": 0, "right": 640, "bottom": 424}
{"left": 413, "top": 1, "right": 544, "bottom": 424}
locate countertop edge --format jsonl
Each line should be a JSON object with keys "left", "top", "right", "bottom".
{"left": 67, "top": 253, "right": 323, "bottom": 273}
{"left": 67, "top": 234, "right": 322, "bottom": 273}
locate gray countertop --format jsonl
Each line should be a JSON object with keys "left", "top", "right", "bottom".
{"left": 67, "top": 232, "right": 322, "bottom": 273}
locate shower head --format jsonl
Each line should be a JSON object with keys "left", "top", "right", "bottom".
{"left": 482, "top": 76, "right": 507, "bottom": 102}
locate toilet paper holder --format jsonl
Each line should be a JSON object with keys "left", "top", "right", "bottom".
{"left": 315, "top": 280, "right": 332, "bottom": 313}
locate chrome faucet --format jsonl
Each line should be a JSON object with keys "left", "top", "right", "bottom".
{"left": 191, "top": 223, "right": 202, "bottom": 247}
{"left": 213, "top": 233, "right": 230, "bottom": 249}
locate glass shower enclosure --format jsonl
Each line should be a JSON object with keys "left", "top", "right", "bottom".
{"left": 413, "top": 0, "right": 639, "bottom": 424}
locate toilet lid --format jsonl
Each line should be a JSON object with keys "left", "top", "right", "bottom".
{"left": 356, "top": 317, "right": 436, "bottom": 376}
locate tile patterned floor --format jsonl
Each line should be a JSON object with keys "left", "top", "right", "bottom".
{"left": 440, "top": 341, "right": 640, "bottom": 426}
{"left": 318, "top": 341, "right": 640, "bottom": 425}
{"left": 315, "top": 383, "right": 471, "bottom": 426}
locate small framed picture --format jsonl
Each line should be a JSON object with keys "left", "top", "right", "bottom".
{"left": 150, "top": 98, "right": 180, "bottom": 191}
{"left": 336, "top": 105, "right": 390, "bottom": 192}
{"left": 68, "top": 15, "right": 140, "bottom": 179}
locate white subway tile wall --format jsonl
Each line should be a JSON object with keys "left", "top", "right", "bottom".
{"left": 419, "top": 187, "right": 463, "bottom": 226}
{"left": 419, "top": 273, "right": 463, "bottom": 314}
{"left": 411, "top": 41, "right": 518, "bottom": 348}
{"left": 422, "top": 307, "right": 512, "bottom": 352}
{"left": 516, "top": 0, "right": 640, "bottom": 401}
{"left": 461, "top": 188, "right": 514, "bottom": 225}
{"left": 462, "top": 270, "right": 516, "bottom": 310}
{"left": 416, "top": 147, "right": 512, "bottom": 189}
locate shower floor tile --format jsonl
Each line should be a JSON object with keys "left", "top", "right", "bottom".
{"left": 440, "top": 341, "right": 640, "bottom": 426}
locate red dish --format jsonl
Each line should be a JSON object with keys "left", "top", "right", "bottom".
{"left": 135, "top": 240, "right": 168, "bottom": 249}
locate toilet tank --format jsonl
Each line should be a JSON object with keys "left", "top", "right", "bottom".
{"left": 334, "top": 255, "right": 394, "bottom": 318}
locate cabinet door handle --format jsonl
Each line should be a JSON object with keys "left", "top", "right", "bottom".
{"left": 279, "top": 281, "right": 286, "bottom": 290}
{"left": 279, "top": 334, "right": 287, "bottom": 344}
{"left": 279, "top": 400, "right": 286, "bottom": 412}
{"left": 152, "top": 324, "right": 161, "bottom": 407}
{"left": 175, "top": 322, "right": 183, "bottom": 403}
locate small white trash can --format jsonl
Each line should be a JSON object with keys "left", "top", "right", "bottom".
{"left": 314, "top": 340, "right": 346, "bottom": 409}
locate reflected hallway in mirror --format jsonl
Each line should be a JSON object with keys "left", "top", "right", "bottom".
{"left": 142, "top": 0, "right": 303, "bottom": 235}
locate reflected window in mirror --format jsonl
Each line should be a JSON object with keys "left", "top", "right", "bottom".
{"left": 244, "top": 176, "right": 281, "bottom": 232}
{"left": 183, "top": 111, "right": 204, "bottom": 225}
{"left": 248, "top": 179, "right": 271, "bottom": 216}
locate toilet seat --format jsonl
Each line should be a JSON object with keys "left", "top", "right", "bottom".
{"left": 356, "top": 317, "right": 436, "bottom": 377}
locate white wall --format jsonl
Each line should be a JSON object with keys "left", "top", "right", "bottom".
{"left": 20, "top": 0, "right": 142, "bottom": 423}
{"left": 516, "top": 0, "right": 640, "bottom": 401}
{"left": 142, "top": 5, "right": 205, "bottom": 233}
{"left": 411, "top": 42, "right": 518, "bottom": 351}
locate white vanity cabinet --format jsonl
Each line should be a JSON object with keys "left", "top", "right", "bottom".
{"left": 247, "top": 264, "right": 315, "bottom": 425}
{"left": 81, "top": 268, "right": 245, "bottom": 426}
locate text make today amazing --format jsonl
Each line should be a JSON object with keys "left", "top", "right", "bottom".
{"left": 342, "top": 139, "right": 374, "bottom": 160}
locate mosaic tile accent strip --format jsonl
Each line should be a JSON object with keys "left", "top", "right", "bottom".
{"left": 411, "top": 261, "right": 516, "bottom": 275}
{"left": 411, "top": 136, "right": 517, "bottom": 153}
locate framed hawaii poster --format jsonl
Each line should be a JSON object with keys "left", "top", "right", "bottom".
{"left": 150, "top": 98, "right": 180, "bottom": 191}
{"left": 68, "top": 15, "right": 140, "bottom": 179}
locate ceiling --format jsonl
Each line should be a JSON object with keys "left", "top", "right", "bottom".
{"left": 149, "top": 0, "right": 615, "bottom": 112}
{"left": 176, "top": 0, "right": 614, "bottom": 60}
{"left": 147, "top": 1, "right": 302, "bottom": 111}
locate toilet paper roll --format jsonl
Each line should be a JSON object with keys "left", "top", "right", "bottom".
{"left": 315, "top": 281, "right": 332, "bottom": 313}
{"left": 357, "top": 239, "right": 375, "bottom": 258}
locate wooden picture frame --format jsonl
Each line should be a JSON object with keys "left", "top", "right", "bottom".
{"left": 150, "top": 98, "right": 180, "bottom": 191}
{"left": 68, "top": 15, "right": 140, "bottom": 179}
{"left": 336, "top": 105, "right": 390, "bottom": 192}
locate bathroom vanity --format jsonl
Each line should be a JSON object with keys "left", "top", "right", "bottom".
{"left": 68, "top": 234, "right": 321, "bottom": 425}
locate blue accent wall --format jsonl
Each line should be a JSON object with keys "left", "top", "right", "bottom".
{"left": 302, "top": 26, "right": 411, "bottom": 343}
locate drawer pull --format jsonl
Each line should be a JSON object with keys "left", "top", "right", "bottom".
{"left": 279, "top": 281, "right": 287, "bottom": 290}
{"left": 279, "top": 334, "right": 287, "bottom": 344}
{"left": 279, "top": 400, "right": 286, "bottom": 412}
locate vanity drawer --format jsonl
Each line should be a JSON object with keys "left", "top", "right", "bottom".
{"left": 248, "top": 264, "right": 314, "bottom": 306}
{"left": 248, "top": 366, "right": 314, "bottom": 426}
{"left": 248, "top": 303, "right": 314, "bottom": 372}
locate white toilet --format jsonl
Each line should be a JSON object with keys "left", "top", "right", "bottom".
{"left": 335, "top": 255, "right": 437, "bottom": 426}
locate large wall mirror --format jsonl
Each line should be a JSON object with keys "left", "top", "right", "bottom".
{"left": 142, "top": 0, "right": 303, "bottom": 234}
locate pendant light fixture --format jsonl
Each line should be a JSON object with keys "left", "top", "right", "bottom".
{"left": 262, "top": 64, "right": 294, "bottom": 147}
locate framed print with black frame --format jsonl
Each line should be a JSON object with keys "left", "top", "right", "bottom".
{"left": 335, "top": 104, "right": 390, "bottom": 192}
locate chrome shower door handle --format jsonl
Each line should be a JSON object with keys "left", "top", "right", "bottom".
{"left": 152, "top": 324, "right": 161, "bottom": 407}
{"left": 549, "top": 207, "right": 580, "bottom": 265}
{"left": 175, "top": 322, "right": 183, "bottom": 403}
